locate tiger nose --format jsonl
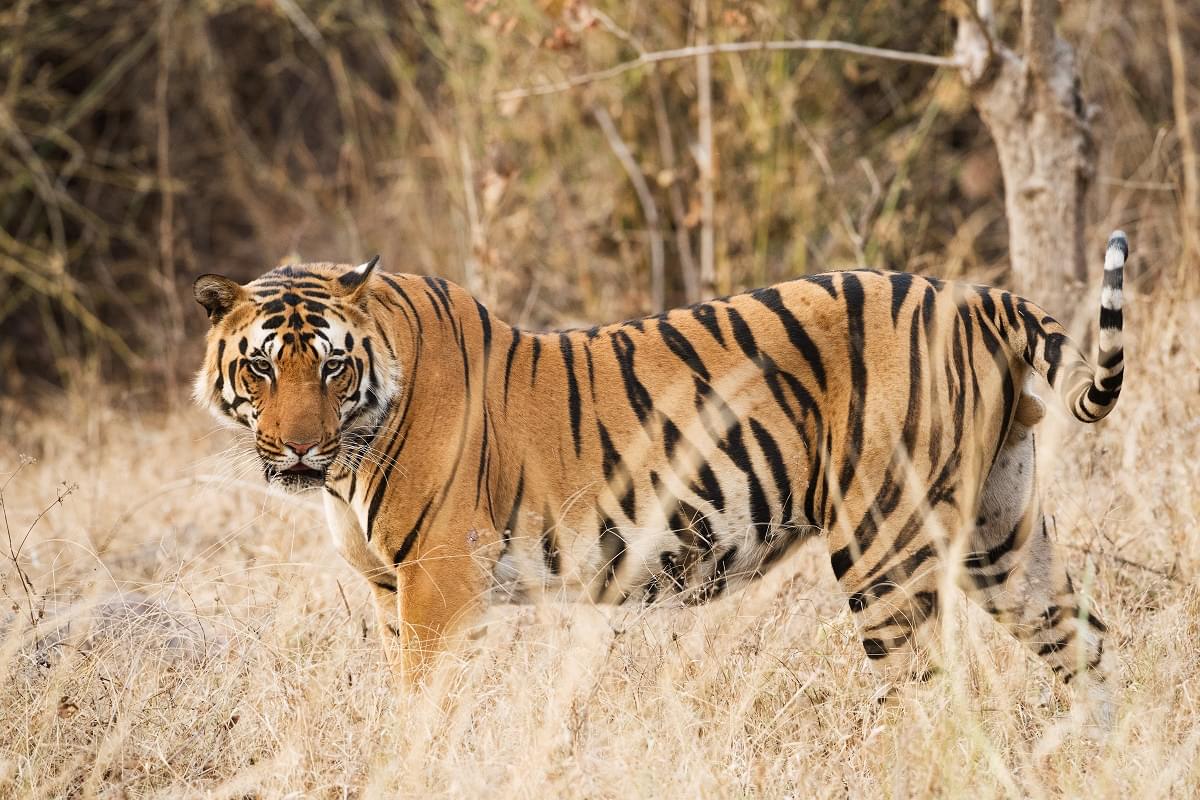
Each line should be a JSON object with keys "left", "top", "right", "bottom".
{"left": 286, "top": 440, "right": 318, "bottom": 456}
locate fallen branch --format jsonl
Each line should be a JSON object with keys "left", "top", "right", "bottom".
{"left": 497, "top": 39, "right": 961, "bottom": 101}
{"left": 1061, "top": 542, "right": 1183, "bottom": 584}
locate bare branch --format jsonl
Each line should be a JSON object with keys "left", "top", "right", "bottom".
{"left": 1061, "top": 543, "right": 1183, "bottom": 585}
{"left": 496, "top": 39, "right": 961, "bottom": 102}
{"left": 695, "top": 0, "right": 716, "bottom": 298}
{"left": 1022, "top": 0, "right": 1057, "bottom": 79}
{"left": 953, "top": 0, "right": 998, "bottom": 87}
{"left": 647, "top": 72, "right": 699, "bottom": 303}
{"left": 591, "top": 106, "right": 665, "bottom": 313}
{"left": 458, "top": 135, "right": 485, "bottom": 298}
{"left": 977, "top": 0, "right": 995, "bottom": 32}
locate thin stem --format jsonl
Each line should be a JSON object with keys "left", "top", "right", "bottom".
{"left": 592, "top": 106, "right": 665, "bottom": 313}
{"left": 695, "top": 0, "right": 716, "bottom": 296}
{"left": 496, "top": 39, "right": 961, "bottom": 102}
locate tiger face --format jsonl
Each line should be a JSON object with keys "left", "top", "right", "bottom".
{"left": 192, "top": 258, "right": 397, "bottom": 492}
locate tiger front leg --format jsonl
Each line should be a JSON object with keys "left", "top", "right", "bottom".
{"left": 391, "top": 536, "right": 491, "bottom": 687}
{"left": 367, "top": 579, "right": 407, "bottom": 674}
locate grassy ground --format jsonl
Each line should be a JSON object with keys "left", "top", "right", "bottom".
{"left": 1, "top": 290, "right": 1198, "bottom": 799}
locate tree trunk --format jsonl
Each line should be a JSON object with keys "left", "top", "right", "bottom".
{"left": 955, "top": 0, "right": 1094, "bottom": 311}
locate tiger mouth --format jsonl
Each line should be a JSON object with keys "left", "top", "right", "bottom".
{"left": 284, "top": 464, "right": 325, "bottom": 479}
{"left": 264, "top": 462, "right": 327, "bottom": 490}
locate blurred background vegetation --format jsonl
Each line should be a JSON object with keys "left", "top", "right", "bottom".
{"left": 0, "top": 0, "right": 1193, "bottom": 399}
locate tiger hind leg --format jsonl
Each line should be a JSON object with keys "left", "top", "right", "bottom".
{"left": 831, "top": 508, "right": 955, "bottom": 697}
{"left": 964, "top": 393, "right": 1114, "bottom": 727}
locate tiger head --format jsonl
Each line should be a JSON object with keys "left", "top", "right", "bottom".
{"left": 192, "top": 257, "right": 398, "bottom": 492}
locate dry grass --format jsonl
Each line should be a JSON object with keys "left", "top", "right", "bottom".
{"left": 1, "top": 286, "right": 1198, "bottom": 799}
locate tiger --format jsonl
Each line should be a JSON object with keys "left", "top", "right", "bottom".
{"left": 193, "top": 231, "right": 1127, "bottom": 719}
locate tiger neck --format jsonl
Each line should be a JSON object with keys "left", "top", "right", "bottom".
{"left": 336, "top": 279, "right": 554, "bottom": 551}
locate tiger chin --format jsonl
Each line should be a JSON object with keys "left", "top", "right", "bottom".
{"left": 193, "top": 232, "right": 1128, "bottom": 728}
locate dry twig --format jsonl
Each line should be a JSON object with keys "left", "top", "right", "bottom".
{"left": 496, "top": 39, "right": 961, "bottom": 102}
{"left": 591, "top": 105, "right": 665, "bottom": 313}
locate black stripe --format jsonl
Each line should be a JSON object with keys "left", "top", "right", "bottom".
{"left": 700, "top": 545, "right": 738, "bottom": 601}
{"left": 717, "top": 423, "right": 772, "bottom": 540}
{"left": 836, "top": 273, "right": 868, "bottom": 499}
{"left": 598, "top": 513, "right": 626, "bottom": 597}
{"left": 1085, "top": 385, "right": 1116, "bottom": 407}
{"left": 888, "top": 273, "right": 914, "bottom": 326}
{"left": 584, "top": 338, "right": 597, "bottom": 402}
{"left": 1042, "top": 331, "right": 1066, "bottom": 386}
{"left": 254, "top": 278, "right": 326, "bottom": 291}
{"left": 503, "top": 329, "right": 521, "bottom": 404}
{"left": 725, "top": 306, "right": 810, "bottom": 428}
{"left": 903, "top": 311, "right": 924, "bottom": 455}
{"left": 1036, "top": 631, "right": 1075, "bottom": 657}
{"left": 213, "top": 339, "right": 227, "bottom": 394}
{"left": 474, "top": 409, "right": 490, "bottom": 509}
{"left": 423, "top": 276, "right": 455, "bottom": 321}
{"left": 958, "top": 306, "right": 982, "bottom": 406}
{"left": 611, "top": 329, "right": 654, "bottom": 425}
{"left": 658, "top": 320, "right": 711, "bottom": 380}
{"left": 597, "top": 422, "right": 637, "bottom": 520}
{"left": 864, "top": 591, "right": 937, "bottom": 633}
{"left": 751, "top": 286, "right": 828, "bottom": 391}
{"left": 424, "top": 289, "right": 444, "bottom": 323}
{"left": 1099, "top": 307, "right": 1122, "bottom": 330}
{"left": 691, "top": 304, "right": 726, "bottom": 346}
{"left": 846, "top": 464, "right": 904, "bottom": 559}
{"left": 975, "top": 286, "right": 997, "bottom": 325}
{"left": 808, "top": 273, "right": 839, "bottom": 300}
{"left": 804, "top": 423, "right": 827, "bottom": 530}
{"left": 1000, "top": 292, "right": 1018, "bottom": 329}
{"left": 381, "top": 275, "right": 425, "bottom": 340}
{"left": 830, "top": 546, "right": 854, "bottom": 581}
{"left": 690, "top": 462, "right": 725, "bottom": 514}
{"left": 673, "top": 501, "right": 716, "bottom": 557}
{"left": 361, "top": 336, "right": 377, "bottom": 387}
{"left": 371, "top": 578, "right": 397, "bottom": 593}
{"left": 530, "top": 336, "right": 542, "bottom": 384}
{"left": 560, "top": 334, "right": 583, "bottom": 457}
{"left": 393, "top": 497, "right": 433, "bottom": 565}
{"left": 475, "top": 300, "right": 493, "bottom": 363}
{"left": 503, "top": 467, "right": 525, "bottom": 539}
{"left": 862, "top": 638, "right": 889, "bottom": 659}
{"left": 965, "top": 521, "right": 1021, "bottom": 570}
{"left": 659, "top": 551, "right": 685, "bottom": 592}
{"left": 541, "top": 500, "right": 561, "bottom": 575}
{"left": 749, "top": 418, "right": 794, "bottom": 524}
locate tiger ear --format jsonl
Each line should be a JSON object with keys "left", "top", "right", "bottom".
{"left": 193, "top": 274, "right": 246, "bottom": 324}
{"left": 338, "top": 256, "right": 380, "bottom": 306}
